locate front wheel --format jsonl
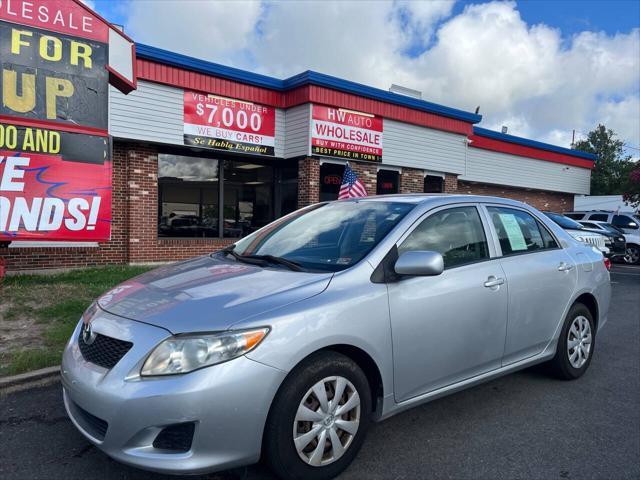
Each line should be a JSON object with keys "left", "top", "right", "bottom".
{"left": 548, "top": 303, "right": 596, "bottom": 380}
{"left": 264, "top": 352, "right": 372, "bottom": 480}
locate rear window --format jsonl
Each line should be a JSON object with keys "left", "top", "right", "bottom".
{"left": 544, "top": 212, "right": 583, "bottom": 230}
{"left": 489, "top": 207, "right": 558, "bottom": 255}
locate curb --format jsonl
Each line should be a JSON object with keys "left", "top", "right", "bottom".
{"left": 0, "top": 365, "right": 61, "bottom": 395}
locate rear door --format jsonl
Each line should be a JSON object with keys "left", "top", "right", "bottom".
{"left": 483, "top": 205, "right": 578, "bottom": 365}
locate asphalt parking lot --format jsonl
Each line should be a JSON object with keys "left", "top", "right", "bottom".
{"left": 1, "top": 264, "right": 638, "bottom": 480}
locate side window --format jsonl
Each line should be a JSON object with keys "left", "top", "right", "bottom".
{"left": 612, "top": 215, "right": 639, "bottom": 229}
{"left": 398, "top": 206, "right": 489, "bottom": 269}
{"left": 588, "top": 214, "right": 609, "bottom": 221}
{"left": 565, "top": 213, "right": 585, "bottom": 220}
{"left": 538, "top": 222, "right": 559, "bottom": 249}
{"left": 488, "top": 207, "right": 558, "bottom": 255}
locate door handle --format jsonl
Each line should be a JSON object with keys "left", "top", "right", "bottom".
{"left": 484, "top": 276, "right": 505, "bottom": 288}
{"left": 558, "top": 262, "right": 574, "bottom": 272}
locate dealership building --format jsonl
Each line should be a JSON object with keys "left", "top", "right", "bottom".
{"left": 1, "top": 42, "right": 597, "bottom": 272}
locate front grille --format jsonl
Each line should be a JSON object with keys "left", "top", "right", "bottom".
{"left": 584, "top": 236, "right": 604, "bottom": 248}
{"left": 78, "top": 330, "right": 133, "bottom": 369}
{"left": 72, "top": 400, "right": 109, "bottom": 441}
{"left": 153, "top": 423, "right": 196, "bottom": 452}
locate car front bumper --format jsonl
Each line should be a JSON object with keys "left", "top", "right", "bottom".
{"left": 61, "top": 310, "right": 286, "bottom": 475}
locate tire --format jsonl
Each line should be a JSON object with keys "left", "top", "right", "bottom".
{"left": 264, "top": 351, "right": 372, "bottom": 480}
{"left": 548, "top": 303, "right": 596, "bottom": 380}
{"left": 624, "top": 244, "right": 640, "bottom": 265}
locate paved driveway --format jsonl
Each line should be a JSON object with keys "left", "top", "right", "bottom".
{"left": 1, "top": 264, "right": 638, "bottom": 480}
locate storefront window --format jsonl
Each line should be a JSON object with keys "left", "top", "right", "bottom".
{"left": 424, "top": 175, "right": 444, "bottom": 193}
{"left": 223, "top": 161, "right": 274, "bottom": 238}
{"left": 278, "top": 165, "right": 299, "bottom": 216}
{"left": 158, "top": 153, "right": 297, "bottom": 239}
{"left": 158, "top": 154, "right": 219, "bottom": 237}
{"left": 320, "top": 163, "right": 345, "bottom": 202}
{"left": 377, "top": 169, "right": 399, "bottom": 195}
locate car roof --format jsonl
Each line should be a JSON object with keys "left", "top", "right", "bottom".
{"left": 343, "top": 193, "right": 530, "bottom": 208}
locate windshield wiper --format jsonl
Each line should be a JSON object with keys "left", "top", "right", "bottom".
{"left": 220, "top": 246, "right": 304, "bottom": 272}
{"left": 220, "top": 245, "right": 269, "bottom": 267}
{"left": 241, "top": 254, "right": 305, "bottom": 272}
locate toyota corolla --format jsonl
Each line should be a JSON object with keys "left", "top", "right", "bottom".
{"left": 61, "top": 195, "right": 610, "bottom": 479}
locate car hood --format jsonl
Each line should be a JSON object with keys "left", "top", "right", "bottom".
{"left": 566, "top": 229, "right": 601, "bottom": 237}
{"left": 97, "top": 255, "right": 333, "bottom": 334}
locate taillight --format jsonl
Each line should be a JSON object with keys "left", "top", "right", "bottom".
{"left": 604, "top": 258, "right": 611, "bottom": 271}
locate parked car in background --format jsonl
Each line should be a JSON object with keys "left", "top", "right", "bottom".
{"left": 565, "top": 210, "right": 640, "bottom": 235}
{"left": 544, "top": 212, "right": 609, "bottom": 256}
{"left": 577, "top": 220, "right": 640, "bottom": 265}
{"left": 577, "top": 221, "right": 626, "bottom": 261}
{"left": 62, "top": 196, "right": 611, "bottom": 479}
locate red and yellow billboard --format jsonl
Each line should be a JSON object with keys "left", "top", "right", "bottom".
{"left": 0, "top": 0, "right": 116, "bottom": 241}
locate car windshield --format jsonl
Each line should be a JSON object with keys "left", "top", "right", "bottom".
{"left": 601, "top": 224, "right": 625, "bottom": 235}
{"left": 545, "top": 212, "right": 583, "bottom": 230}
{"left": 229, "top": 201, "right": 415, "bottom": 272}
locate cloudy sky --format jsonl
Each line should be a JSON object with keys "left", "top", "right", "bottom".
{"left": 91, "top": 0, "right": 639, "bottom": 156}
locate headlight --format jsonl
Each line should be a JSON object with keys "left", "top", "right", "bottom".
{"left": 574, "top": 236, "right": 585, "bottom": 242}
{"left": 141, "top": 327, "right": 269, "bottom": 376}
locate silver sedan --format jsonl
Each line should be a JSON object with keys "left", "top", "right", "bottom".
{"left": 62, "top": 195, "right": 611, "bottom": 479}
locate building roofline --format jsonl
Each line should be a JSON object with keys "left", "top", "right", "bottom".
{"left": 135, "top": 43, "right": 482, "bottom": 124}
{"left": 473, "top": 127, "right": 597, "bottom": 161}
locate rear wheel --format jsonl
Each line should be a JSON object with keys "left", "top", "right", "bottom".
{"left": 264, "top": 352, "right": 371, "bottom": 480}
{"left": 548, "top": 303, "right": 596, "bottom": 380}
{"left": 624, "top": 244, "right": 640, "bottom": 265}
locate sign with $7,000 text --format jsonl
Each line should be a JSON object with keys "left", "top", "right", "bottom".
{"left": 184, "top": 90, "right": 276, "bottom": 156}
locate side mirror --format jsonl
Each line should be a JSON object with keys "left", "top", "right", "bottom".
{"left": 394, "top": 251, "right": 444, "bottom": 277}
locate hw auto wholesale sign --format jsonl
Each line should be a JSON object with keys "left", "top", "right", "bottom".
{"left": 184, "top": 90, "right": 276, "bottom": 156}
{"left": 0, "top": 0, "right": 129, "bottom": 242}
{"left": 311, "top": 105, "right": 383, "bottom": 162}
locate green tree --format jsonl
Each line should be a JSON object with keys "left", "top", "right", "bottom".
{"left": 574, "top": 124, "right": 634, "bottom": 195}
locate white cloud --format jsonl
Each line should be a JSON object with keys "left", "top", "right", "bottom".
{"left": 118, "top": 0, "right": 640, "bottom": 150}
{"left": 125, "top": 0, "right": 262, "bottom": 65}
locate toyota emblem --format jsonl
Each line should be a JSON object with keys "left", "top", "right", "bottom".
{"left": 82, "top": 322, "right": 97, "bottom": 345}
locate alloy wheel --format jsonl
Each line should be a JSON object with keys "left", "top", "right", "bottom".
{"left": 624, "top": 245, "right": 640, "bottom": 264}
{"left": 293, "top": 376, "right": 361, "bottom": 467}
{"left": 567, "top": 315, "right": 592, "bottom": 369}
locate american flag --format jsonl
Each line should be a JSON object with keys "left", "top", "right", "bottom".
{"left": 338, "top": 164, "right": 368, "bottom": 199}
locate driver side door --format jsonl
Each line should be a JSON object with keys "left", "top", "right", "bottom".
{"left": 387, "top": 205, "right": 509, "bottom": 403}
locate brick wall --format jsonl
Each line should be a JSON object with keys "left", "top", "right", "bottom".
{"left": 400, "top": 167, "right": 424, "bottom": 193}
{"left": 298, "top": 157, "right": 320, "bottom": 207}
{"left": 458, "top": 181, "right": 574, "bottom": 212}
{"left": 444, "top": 174, "right": 458, "bottom": 192}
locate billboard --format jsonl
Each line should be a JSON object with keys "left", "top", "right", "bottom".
{"left": 183, "top": 90, "right": 276, "bottom": 156}
{"left": 0, "top": 0, "right": 115, "bottom": 242}
{"left": 311, "top": 105, "right": 383, "bottom": 162}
